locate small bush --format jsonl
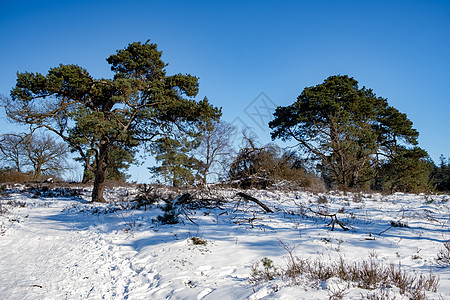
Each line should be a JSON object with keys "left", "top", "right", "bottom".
{"left": 228, "top": 137, "right": 319, "bottom": 190}
{"left": 190, "top": 237, "right": 207, "bottom": 246}
{"left": 249, "top": 257, "right": 279, "bottom": 284}
{"left": 135, "top": 184, "right": 158, "bottom": 210}
{"left": 157, "top": 199, "right": 179, "bottom": 224}
{"left": 423, "top": 195, "right": 434, "bottom": 204}
{"left": 436, "top": 241, "right": 450, "bottom": 266}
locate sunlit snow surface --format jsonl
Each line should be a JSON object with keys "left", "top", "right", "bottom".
{"left": 0, "top": 185, "right": 449, "bottom": 299}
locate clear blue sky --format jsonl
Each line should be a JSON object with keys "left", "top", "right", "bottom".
{"left": 1, "top": 0, "right": 449, "bottom": 181}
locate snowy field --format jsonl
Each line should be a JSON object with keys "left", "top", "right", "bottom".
{"left": 0, "top": 184, "right": 449, "bottom": 299}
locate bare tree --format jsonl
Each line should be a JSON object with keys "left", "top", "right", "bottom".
{"left": 229, "top": 132, "right": 313, "bottom": 188}
{"left": 0, "top": 134, "right": 23, "bottom": 172}
{"left": 196, "top": 120, "right": 236, "bottom": 184}
{"left": 0, "top": 132, "right": 70, "bottom": 181}
{"left": 21, "top": 134, "right": 70, "bottom": 180}
{"left": 0, "top": 133, "right": 27, "bottom": 172}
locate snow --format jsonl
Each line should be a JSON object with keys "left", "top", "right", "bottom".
{"left": 0, "top": 185, "right": 449, "bottom": 299}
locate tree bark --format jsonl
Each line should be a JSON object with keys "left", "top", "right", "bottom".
{"left": 236, "top": 192, "right": 273, "bottom": 213}
{"left": 81, "top": 165, "right": 90, "bottom": 184}
{"left": 91, "top": 141, "right": 109, "bottom": 202}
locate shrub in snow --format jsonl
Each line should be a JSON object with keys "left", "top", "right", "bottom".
{"left": 135, "top": 184, "right": 158, "bottom": 210}
{"left": 157, "top": 199, "right": 179, "bottom": 224}
{"left": 250, "top": 252, "right": 439, "bottom": 299}
{"left": 250, "top": 257, "right": 279, "bottom": 284}
{"left": 436, "top": 241, "right": 450, "bottom": 266}
{"left": 190, "top": 237, "right": 207, "bottom": 246}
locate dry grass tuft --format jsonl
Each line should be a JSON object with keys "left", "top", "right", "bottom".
{"left": 250, "top": 247, "right": 440, "bottom": 299}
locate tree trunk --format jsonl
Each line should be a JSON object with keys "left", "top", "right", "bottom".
{"left": 33, "top": 163, "right": 42, "bottom": 181}
{"left": 81, "top": 164, "right": 91, "bottom": 184}
{"left": 350, "top": 169, "right": 360, "bottom": 188}
{"left": 92, "top": 142, "right": 109, "bottom": 202}
{"left": 202, "top": 168, "right": 208, "bottom": 185}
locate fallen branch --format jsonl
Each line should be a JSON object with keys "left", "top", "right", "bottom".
{"left": 305, "top": 207, "right": 349, "bottom": 231}
{"left": 236, "top": 192, "right": 274, "bottom": 213}
{"left": 31, "top": 284, "right": 43, "bottom": 288}
{"left": 173, "top": 193, "right": 192, "bottom": 205}
{"left": 377, "top": 225, "right": 393, "bottom": 236}
{"left": 235, "top": 216, "right": 263, "bottom": 228}
{"left": 377, "top": 218, "right": 409, "bottom": 236}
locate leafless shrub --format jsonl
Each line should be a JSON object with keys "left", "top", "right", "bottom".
{"left": 229, "top": 134, "right": 316, "bottom": 189}
{"left": 436, "top": 241, "right": 450, "bottom": 266}
{"left": 327, "top": 283, "right": 349, "bottom": 300}
{"left": 250, "top": 246, "right": 440, "bottom": 299}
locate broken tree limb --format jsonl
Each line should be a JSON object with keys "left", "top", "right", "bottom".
{"left": 235, "top": 216, "right": 263, "bottom": 228}
{"left": 173, "top": 193, "right": 192, "bottom": 205}
{"left": 236, "top": 192, "right": 274, "bottom": 213}
{"left": 305, "top": 207, "right": 349, "bottom": 231}
{"left": 377, "top": 225, "right": 393, "bottom": 236}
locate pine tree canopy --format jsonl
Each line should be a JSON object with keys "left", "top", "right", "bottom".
{"left": 269, "top": 75, "right": 428, "bottom": 190}
{"left": 5, "top": 40, "right": 221, "bottom": 202}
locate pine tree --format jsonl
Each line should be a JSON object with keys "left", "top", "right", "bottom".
{"left": 4, "top": 41, "right": 221, "bottom": 201}
{"left": 149, "top": 135, "right": 202, "bottom": 187}
{"left": 270, "top": 75, "right": 427, "bottom": 190}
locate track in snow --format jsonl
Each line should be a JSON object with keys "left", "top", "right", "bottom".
{"left": 0, "top": 196, "right": 159, "bottom": 299}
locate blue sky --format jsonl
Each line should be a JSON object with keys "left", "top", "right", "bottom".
{"left": 1, "top": 0, "right": 449, "bottom": 181}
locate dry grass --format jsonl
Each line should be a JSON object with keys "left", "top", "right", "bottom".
{"left": 190, "top": 236, "right": 208, "bottom": 246}
{"left": 250, "top": 247, "right": 439, "bottom": 300}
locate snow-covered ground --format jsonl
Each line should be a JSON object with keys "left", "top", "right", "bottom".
{"left": 0, "top": 185, "right": 449, "bottom": 299}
